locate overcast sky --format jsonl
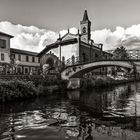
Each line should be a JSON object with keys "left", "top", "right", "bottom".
{"left": 1, "top": 0, "right": 140, "bottom": 31}
{"left": 0, "top": 0, "right": 140, "bottom": 52}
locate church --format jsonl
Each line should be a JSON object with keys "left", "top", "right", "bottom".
{"left": 38, "top": 10, "right": 112, "bottom": 74}
{"left": 0, "top": 10, "right": 112, "bottom": 75}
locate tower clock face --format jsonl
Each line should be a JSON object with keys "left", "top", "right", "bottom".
{"left": 82, "top": 27, "right": 86, "bottom": 33}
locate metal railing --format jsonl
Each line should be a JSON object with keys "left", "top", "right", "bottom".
{"left": 64, "top": 56, "right": 80, "bottom": 66}
{"left": 63, "top": 57, "right": 140, "bottom": 67}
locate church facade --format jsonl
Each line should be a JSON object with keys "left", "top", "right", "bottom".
{"left": 0, "top": 10, "right": 112, "bottom": 75}
{"left": 38, "top": 10, "right": 112, "bottom": 74}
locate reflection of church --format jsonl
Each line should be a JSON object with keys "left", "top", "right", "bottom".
{"left": 38, "top": 10, "right": 112, "bottom": 74}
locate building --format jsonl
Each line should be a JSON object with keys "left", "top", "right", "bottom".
{"left": 0, "top": 32, "right": 13, "bottom": 74}
{"left": 0, "top": 10, "right": 112, "bottom": 76}
{"left": 10, "top": 48, "right": 40, "bottom": 74}
{"left": 127, "top": 49, "right": 140, "bottom": 59}
{"left": 38, "top": 10, "right": 112, "bottom": 75}
{"left": 107, "top": 49, "right": 140, "bottom": 59}
{"left": 0, "top": 32, "right": 40, "bottom": 75}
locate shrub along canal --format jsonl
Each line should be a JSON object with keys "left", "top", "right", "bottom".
{"left": 0, "top": 82, "right": 140, "bottom": 140}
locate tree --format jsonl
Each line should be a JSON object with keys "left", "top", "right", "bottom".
{"left": 42, "top": 64, "right": 49, "bottom": 76}
{"left": 9, "top": 54, "right": 19, "bottom": 74}
{"left": 112, "top": 46, "right": 129, "bottom": 60}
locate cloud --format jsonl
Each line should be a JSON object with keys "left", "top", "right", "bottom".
{"left": 59, "top": 27, "right": 78, "bottom": 37}
{"left": 91, "top": 26, "right": 125, "bottom": 50}
{"left": 1, "top": 21, "right": 140, "bottom": 52}
{"left": 0, "top": 21, "right": 79, "bottom": 52}
{"left": 0, "top": 21, "right": 58, "bottom": 52}
{"left": 91, "top": 28, "right": 111, "bottom": 50}
{"left": 92, "top": 25, "right": 140, "bottom": 50}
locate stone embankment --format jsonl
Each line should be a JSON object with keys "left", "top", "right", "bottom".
{"left": 67, "top": 75, "right": 139, "bottom": 90}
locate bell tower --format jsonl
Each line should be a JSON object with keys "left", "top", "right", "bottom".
{"left": 80, "top": 10, "right": 91, "bottom": 43}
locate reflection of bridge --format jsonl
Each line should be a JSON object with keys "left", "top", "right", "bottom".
{"left": 61, "top": 59, "right": 140, "bottom": 80}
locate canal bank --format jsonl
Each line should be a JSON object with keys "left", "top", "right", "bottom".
{"left": 1, "top": 82, "right": 140, "bottom": 140}
{"left": 0, "top": 75, "right": 139, "bottom": 103}
{"left": 68, "top": 76, "right": 140, "bottom": 90}
{"left": 0, "top": 76, "right": 68, "bottom": 103}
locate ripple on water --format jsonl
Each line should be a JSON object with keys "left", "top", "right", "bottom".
{"left": 1, "top": 82, "right": 140, "bottom": 139}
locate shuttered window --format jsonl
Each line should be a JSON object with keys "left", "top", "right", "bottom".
{"left": 0, "top": 39, "right": 6, "bottom": 48}
{"left": 1, "top": 53, "right": 4, "bottom": 61}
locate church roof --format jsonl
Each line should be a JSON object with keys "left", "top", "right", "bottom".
{"left": 80, "top": 41, "right": 102, "bottom": 51}
{"left": 82, "top": 10, "right": 89, "bottom": 21}
{"left": 37, "top": 35, "right": 78, "bottom": 57}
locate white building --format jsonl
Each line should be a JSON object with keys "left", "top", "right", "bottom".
{"left": 10, "top": 48, "right": 40, "bottom": 74}
{"left": 0, "top": 32, "right": 40, "bottom": 75}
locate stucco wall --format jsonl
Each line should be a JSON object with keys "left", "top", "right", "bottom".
{"left": 0, "top": 35, "right": 11, "bottom": 63}
{"left": 79, "top": 44, "right": 101, "bottom": 62}
{"left": 47, "top": 42, "right": 79, "bottom": 61}
{"left": 13, "top": 53, "right": 40, "bottom": 67}
{"left": 0, "top": 52, "right": 10, "bottom": 63}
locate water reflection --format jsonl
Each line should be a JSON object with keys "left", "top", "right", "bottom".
{"left": 68, "top": 83, "right": 140, "bottom": 117}
{"left": 0, "top": 82, "right": 140, "bottom": 139}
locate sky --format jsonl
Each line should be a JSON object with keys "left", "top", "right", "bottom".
{"left": 1, "top": 0, "right": 140, "bottom": 52}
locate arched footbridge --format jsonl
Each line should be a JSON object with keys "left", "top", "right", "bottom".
{"left": 61, "top": 60, "right": 140, "bottom": 80}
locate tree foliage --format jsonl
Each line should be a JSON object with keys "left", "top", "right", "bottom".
{"left": 113, "top": 46, "right": 129, "bottom": 60}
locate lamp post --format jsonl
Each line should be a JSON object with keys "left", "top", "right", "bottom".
{"left": 58, "top": 33, "right": 62, "bottom": 79}
{"left": 59, "top": 33, "right": 62, "bottom": 66}
{"left": 133, "top": 62, "right": 138, "bottom": 129}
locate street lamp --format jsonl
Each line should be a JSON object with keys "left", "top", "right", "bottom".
{"left": 58, "top": 33, "right": 62, "bottom": 79}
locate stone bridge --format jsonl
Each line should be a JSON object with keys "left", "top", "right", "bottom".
{"left": 61, "top": 60, "right": 140, "bottom": 80}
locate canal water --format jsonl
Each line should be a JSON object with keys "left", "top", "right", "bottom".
{"left": 1, "top": 82, "right": 140, "bottom": 140}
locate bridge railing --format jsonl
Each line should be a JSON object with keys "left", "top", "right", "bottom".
{"left": 64, "top": 56, "right": 80, "bottom": 66}
{"left": 62, "top": 57, "right": 139, "bottom": 69}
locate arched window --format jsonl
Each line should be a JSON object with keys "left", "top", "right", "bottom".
{"left": 82, "top": 52, "right": 86, "bottom": 62}
{"left": 62, "top": 56, "right": 65, "bottom": 63}
{"left": 95, "top": 53, "right": 98, "bottom": 58}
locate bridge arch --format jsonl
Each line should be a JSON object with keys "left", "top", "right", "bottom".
{"left": 61, "top": 60, "right": 134, "bottom": 80}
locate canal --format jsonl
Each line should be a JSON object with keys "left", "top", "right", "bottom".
{"left": 0, "top": 82, "right": 140, "bottom": 140}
